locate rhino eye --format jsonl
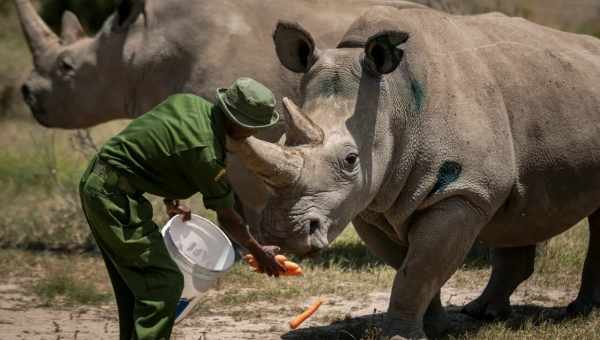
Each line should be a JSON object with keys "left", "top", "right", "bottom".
{"left": 57, "top": 54, "right": 75, "bottom": 75}
{"left": 344, "top": 153, "right": 359, "bottom": 167}
{"left": 60, "top": 59, "right": 74, "bottom": 71}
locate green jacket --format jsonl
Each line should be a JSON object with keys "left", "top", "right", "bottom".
{"left": 98, "top": 94, "right": 234, "bottom": 210}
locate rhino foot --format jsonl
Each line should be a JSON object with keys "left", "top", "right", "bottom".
{"left": 423, "top": 307, "right": 450, "bottom": 337}
{"left": 382, "top": 317, "right": 427, "bottom": 340}
{"left": 566, "top": 299, "right": 600, "bottom": 317}
{"left": 461, "top": 297, "right": 511, "bottom": 321}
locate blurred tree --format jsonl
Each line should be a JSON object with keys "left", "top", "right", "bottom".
{"left": 40, "top": 0, "right": 114, "bottom": 33}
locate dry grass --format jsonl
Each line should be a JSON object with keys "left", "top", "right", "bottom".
{"left": 0, "top": 249, "right": 112, "bottom": 306}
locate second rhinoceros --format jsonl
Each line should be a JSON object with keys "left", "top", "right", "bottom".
{"left": 228, "top": 5, "right": 600, "bottom": 338}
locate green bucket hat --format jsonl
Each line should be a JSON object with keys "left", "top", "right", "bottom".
{"left": 216, "top": 77, "right": 280, "bottom": 129}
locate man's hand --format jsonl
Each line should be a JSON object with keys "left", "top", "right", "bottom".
{"left": 216, "top": 207, "right": 285, "bottom": 277}
{"left": 250, "top": 245, "right": 286, "bottom": 277}
{"left": 164, "top": 198, "right": 191, "bottom": 221}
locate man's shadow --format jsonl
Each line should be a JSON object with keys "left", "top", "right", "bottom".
{"left": 281, "top": 301, "right": 575, "bottom": 339}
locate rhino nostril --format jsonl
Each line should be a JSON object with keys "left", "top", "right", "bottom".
{"left": 21, "top": 84, "right": 30, "bottom": 100}
{"left": 308, "top": 219, "right": 320, "bottom": 235}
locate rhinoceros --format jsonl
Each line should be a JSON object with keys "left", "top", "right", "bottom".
{"left": 14, "top": 0, "right": 426, "bottom": 232}
{"left": 227, "top": 5, "right": 600, "bottom": 338}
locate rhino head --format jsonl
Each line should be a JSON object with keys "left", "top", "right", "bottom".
{"left": 16, "top": 0, "right": 146, "bottom": 127}
{"left": 230, "top": 17, "right": 419, "bottom": 255}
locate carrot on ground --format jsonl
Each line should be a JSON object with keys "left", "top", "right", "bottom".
{"left": 289, "top": 299, "right": 323, "bottom": 329}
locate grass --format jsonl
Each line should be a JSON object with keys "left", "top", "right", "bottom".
{"left": 31, "top": 266, "right": 111, "bottom": 306}
{"left": 0, "top": 249, "right": 112, "bottom": 306}
{"left": 455, "top": 313, "right": 600, "bottom": 339}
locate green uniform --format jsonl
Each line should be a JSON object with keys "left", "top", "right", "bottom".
{"left": 79, "top": 94, "right": 234, "bottom": 340}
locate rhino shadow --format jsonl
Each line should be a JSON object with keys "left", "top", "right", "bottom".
{"left": 300, "top": 229, "right": 491, "bottom": 271}
{"left": 302, "top": 235, "right": 386, "bottom": 270}
{"left": 281, "top": 304, "right": 574, "bottom": 340}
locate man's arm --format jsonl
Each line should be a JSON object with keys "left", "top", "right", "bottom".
{"left": 216, "top": 207, "right": 285, "bottom": 277}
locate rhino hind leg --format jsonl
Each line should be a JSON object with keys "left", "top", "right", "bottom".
{"left": 567, "top": 212, "right": 600, "bottom": 316}
{"left": 353, "top": 216, "right": 450, "bottom": 337}
{"left": 462, "top": 245, "right": 536, "bottom": 320}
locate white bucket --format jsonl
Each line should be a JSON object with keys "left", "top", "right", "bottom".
{"left": 161, "top": 214, "right": 236, "bottom": 323}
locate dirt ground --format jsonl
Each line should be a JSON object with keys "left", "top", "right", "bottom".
{"left": 0, "top": 274, "right": 577, "bottom": 340}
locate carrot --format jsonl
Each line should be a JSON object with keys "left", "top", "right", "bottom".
{"left": 284, "top": 268, "right": 303, "bottom": 276}
{"left": 283, "top": 261, "right": 300, "bottom": 271}
{"left": 289, "top": 299, "right": 323, "bottom": 329}
{"left": 245, "top": 254, "right": 302, "bottom": 275}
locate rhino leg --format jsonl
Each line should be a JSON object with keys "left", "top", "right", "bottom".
{"left": 462, "top": 245, "right": 536, "bottom": 320}
{"left": 567, "top": 212, "right": 600, "bottom": 316}
{"left": 354, "top": 216, "right": 450, "bottom": 337}
{"left": 385, "top": 197, "right": 485, "bottom": 339}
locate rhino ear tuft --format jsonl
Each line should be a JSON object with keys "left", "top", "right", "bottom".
{"left": 273, "top": 21, "right": 319, "bottom": 73}
{"left": 60, "top": 11, "right": 85, "bottom": 45}
{"left": 364, "top": 31, "right": 409, "bottom": 75}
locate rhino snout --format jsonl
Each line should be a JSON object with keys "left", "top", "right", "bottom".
{"left": 21, "top": 82, "right": 49, "bottom": 125}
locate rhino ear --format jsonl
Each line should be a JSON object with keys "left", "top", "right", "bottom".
{"left": 364, "top": 31, "right": 410, "bottom": 75}
{"left": 273, "top": 21, "right": 319, "bottom": 73}
{"left": 60, "top": 11, "right": 85, "bottom": 45}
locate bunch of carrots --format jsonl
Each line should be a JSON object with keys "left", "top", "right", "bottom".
{"left": 243, "top": 254, "right": 303, "bottom": 276}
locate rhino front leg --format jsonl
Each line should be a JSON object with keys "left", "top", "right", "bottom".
{"left": 385, "top": 197, "right": 486, "bottom": 339}
{"left": 567, "top": 211, "right": 600, "bottom": 316}
{"left": 462, "top": 245, "right": 536, "bottom": 320}
{"left": 353, "top": 216, "right": 450, "bottom": 338}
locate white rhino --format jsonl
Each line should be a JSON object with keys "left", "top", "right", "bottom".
{"left": 14, "top": 0, "right": 425, "bottom": 232}
{"left": 228, "top": 5, "right": 600, "bottom": 338}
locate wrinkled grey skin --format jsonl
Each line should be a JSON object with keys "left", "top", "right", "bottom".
{"left": 14, "top": 0, "right": 425, "bottom": 233}
{"left": 230, "top": 6, "right": 600, "bottom": 338}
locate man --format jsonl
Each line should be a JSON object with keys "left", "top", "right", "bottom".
{"left": 79, "top": 78, "right": 285, "bottom": 340}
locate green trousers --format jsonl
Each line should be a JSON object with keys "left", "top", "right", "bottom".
{"left": 79, "top": 156, "right": 183, "bottom": 340}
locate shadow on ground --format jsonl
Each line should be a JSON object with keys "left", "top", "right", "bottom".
{"left": 300, "top": 240, "right": 492, "bottom": 271}
{"left": 281, "top": 303, "right": 573, "bottom": 340}
{"left": 300, "top": 240, "right": 386, "bottom": 271}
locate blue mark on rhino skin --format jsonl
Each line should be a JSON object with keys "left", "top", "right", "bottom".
{"left": 410, "top": 78, "right": 424, "bottom": 112}
{"left": 430, "top": 161, "right": 462, "bottom": 195}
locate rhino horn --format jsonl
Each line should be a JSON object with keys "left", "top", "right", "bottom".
{"left": 14, "top": 0, "right": 59, "bottom": 65}
{"left": 227, "top": 136, "right": 303, "bottom": 188}
{"left": 282, "top": 97, "right": 324, "bottom": 146}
